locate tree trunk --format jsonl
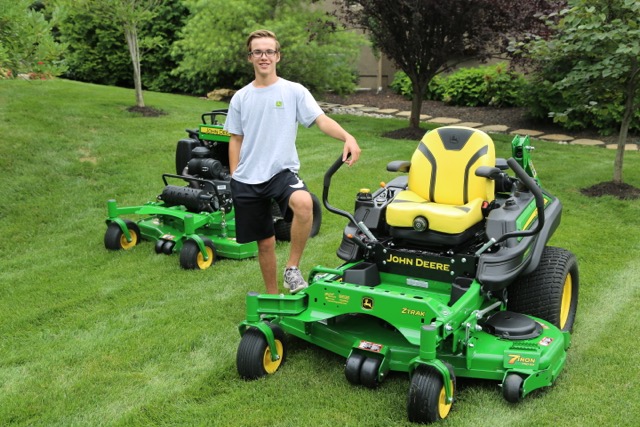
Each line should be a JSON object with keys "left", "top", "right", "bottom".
{"left": 125, "top": 24, "right": 145, "bottom": 108}
{"left": 409, "top": 78, "right": 427, "bottom": 129}
{"left": 613, "top": 61, "right": 639, "bottom": 183}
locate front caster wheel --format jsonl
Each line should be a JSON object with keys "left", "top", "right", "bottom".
{"left": 236, "top": 323, "right": 287, "bottom": 380}
{"left": 179, "top": 237, "right": 217, "bottom": 270}
{"left": 104, "top": 220, "right": 140, "bottom": 250}
{"left": 503, "top": 373, "right": 524, "bottom": 403}
{"left": 407, "top": 365, "right": 455, "bottom": 424}
{"left": 345, "top": 353, "right": 366, "bottom": 385}
{"left": 360, "top": 357, "right": 382, "bottom": 389}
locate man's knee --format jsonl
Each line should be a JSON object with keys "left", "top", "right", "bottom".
{"left": 289, "top": 191, "right": 312, "bottom": 221}
{"left": 257, "top": 236, "right": 276, "bottom": 253}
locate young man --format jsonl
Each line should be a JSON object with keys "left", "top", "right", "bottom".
{"left": 224, "top": 29, "right": 361, "bottom": 295}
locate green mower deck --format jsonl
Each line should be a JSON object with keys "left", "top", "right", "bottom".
{"left": 105, "top": 198, "right": 257, "bottom": 269}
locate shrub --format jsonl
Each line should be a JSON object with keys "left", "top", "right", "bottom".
{"left": 390, "top": 71, "right": 444, "bottom": 100}
{"left": 390, "top": 64, "right": 526, "bottom": 107}
{"left": 523, "top": 59, "right": 640, "bottom": 135}
{"left": 439, "top": 63, "right": 526, "bottom": 107}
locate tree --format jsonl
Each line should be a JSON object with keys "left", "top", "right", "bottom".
{"left": 518, "top": 0, "right": 640, "bottom": 184}
{"left": 172, "top": 0, "right": 365, "bottom": 95}
{"left": 0, "top": 0, "right": 66, "bottom": 78}
{"left": 97, "top": 0, "right": 161, "bottom": 108}
{"left": 336, "top": 0, "right": 564, "bottom": 129}
{"left": 51, "top": 0, "right": 187, "bottom": 93}
{"left": 53, "top": 0, "right": 161, "bottom": 108}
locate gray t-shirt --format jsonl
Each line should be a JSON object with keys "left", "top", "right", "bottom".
{"left": 224, "top": 78, "right": 324, "bottom": 184}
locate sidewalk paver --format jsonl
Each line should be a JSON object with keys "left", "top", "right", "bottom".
{"left": 478, "top": 124, "right": 509, "bottom": 132}
{"left": 539, "top": 134, "right": 574, "bottom": 142}
{"left": 427, "top": 117, "right": 461, "bottom": 125}
{"left": 571, "top": 139, "right": 605, "bottom": 147}
{"left": 456, "top": 122, "right": 484, "bottom": 128}
{"left": 510, "top": 129, "right": 544, "bottom": 137}
{"left": 605, "top": 143, "right": 638, "bottom": 151}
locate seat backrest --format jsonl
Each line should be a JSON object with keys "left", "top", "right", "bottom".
{"left": 408, "top": 127, "right": 496, "bottom": 205}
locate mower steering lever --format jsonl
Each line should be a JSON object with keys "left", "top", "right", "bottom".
{"left": 323, "top": 155, "right": 378, "bottom": 241}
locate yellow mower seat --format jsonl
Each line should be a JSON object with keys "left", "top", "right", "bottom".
{"left": 386, "top": 126, "right": 495, "bottom": 241}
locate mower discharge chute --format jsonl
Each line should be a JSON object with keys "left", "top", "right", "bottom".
{"left": 236, "top": 126, "right": 579, "bottom": 423}
{"left": 104, "top": 109, "right": 322, "bottom": 269}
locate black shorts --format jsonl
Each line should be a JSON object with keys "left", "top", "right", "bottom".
{"left": 230, "top": 170, "right": 309, "bottom": 243}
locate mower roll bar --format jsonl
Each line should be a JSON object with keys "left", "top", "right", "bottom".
{"left": 201, "top": 108, "right": 228, "bottom": 125}
{"left": 323, "top": 154, "right": 378, "bottom": 242}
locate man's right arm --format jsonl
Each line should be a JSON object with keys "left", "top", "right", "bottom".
{"left": 228, "top": 133, "right": 243, "bottom": 176}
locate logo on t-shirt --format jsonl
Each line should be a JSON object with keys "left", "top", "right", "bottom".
{"left": 275, "top": 100, "right": 284, "bottom": 108}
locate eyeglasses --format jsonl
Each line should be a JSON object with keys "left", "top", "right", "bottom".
{"left": 248, "top": 49, "right": 279, "bottom": 58}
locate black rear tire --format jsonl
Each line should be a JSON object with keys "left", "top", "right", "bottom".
{"left": 508, "top": 246, "right": 579, "bottom": 332}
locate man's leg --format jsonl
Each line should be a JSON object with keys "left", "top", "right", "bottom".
{"left": 286, "top": 190, "right": 313, "bottom": 268}
{"left": 257, "top": 236, "right": 278, "bottom": 294}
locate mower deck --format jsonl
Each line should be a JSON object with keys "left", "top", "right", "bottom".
{"left": 106, "top": 198, "right": 257, "bottom": 266}
{"left": 241, "top": 263, "right": 569, "bottom": 396}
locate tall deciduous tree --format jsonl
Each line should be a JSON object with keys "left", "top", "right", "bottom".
{"left": 98, "top": 0, "right": 160, "bottom": 108}
{"left": 54, "top": 0, "right": 161, "bottom": 108}
{"left": 51, "top": 0, "right": 187, "bottom": 93}
{"left": 337, "top": 0, "right": 563, "bottom": 128}
{"left": 519, "top": 0, "right": 640, "bottom": 184}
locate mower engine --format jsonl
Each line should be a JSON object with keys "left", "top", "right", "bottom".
{"left": 160, "top": 145, "right": 233, "bottom": 214}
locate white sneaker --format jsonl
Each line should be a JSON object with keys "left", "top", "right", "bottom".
{"left": 283, "top": 267, "right": 308, "bottom": 294}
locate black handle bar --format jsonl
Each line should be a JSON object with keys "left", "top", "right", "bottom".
{"left": 492, "top": 158, "right": 546, "bottom": 244}
{"left": 322, "top": 154, "right": 358, "bottom": 224}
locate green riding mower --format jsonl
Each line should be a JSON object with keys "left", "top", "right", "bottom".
{"left": 104, "top": 109, "right": 322, "bottom": 269}
{"left": 236, "top": 126, "right": 579, "bottom": 423}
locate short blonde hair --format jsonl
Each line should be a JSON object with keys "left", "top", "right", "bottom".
{"left": 246, "top": 29, "right": 280, "bottom": 53}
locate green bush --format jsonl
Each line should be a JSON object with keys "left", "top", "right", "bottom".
{"left": 523, "top": 59, "right": 640, "bottom": 135}
{"left": 390, "top": 64, "right": 526, "bottom": 107}
{"left": 172, "top": 0, "right": 364, "bottom": 95}
{"left": 439, "top": 63, "right": 526, "bottom": 107}
{"left": 0, "top": 0, "right": 66, "bottom": 79}
{"left": 389, "top": 72, "right": 412, "bottom": 99}
{"left": 390, "top": 71, "right": 444, "bottom": 100}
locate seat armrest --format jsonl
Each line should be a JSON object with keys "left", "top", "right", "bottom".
{"left": 387, "top": 160, "right": 411, "bottom": 172}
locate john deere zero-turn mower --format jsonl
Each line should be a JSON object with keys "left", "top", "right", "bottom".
{"left": 104, "top": 109, "right": 322, "bottom": 269}
{"left": 236, "top": 126, "right": 579, "bottom": 423}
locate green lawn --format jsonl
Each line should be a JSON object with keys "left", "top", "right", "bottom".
{"left": 1, "top": 79, "right": 639, "bottom": 426}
